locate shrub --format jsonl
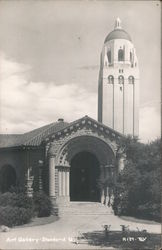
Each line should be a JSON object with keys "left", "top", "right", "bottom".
{"left": 33, "top": 192, "right": 52, "bottom": 217}
{"left": 0, "top": 206, "right": 33, "bottom": 227}
{"left": 13, "top": 193, "right": 33, "bottom": 209}
{"left": 137, "top": 203, "right": 161, "bottom": 222}
{"left": 0, "top": 192, "right": 33, "bottom": 210}
{"left": 9, "top": 186, "right": 26, "bottom": 194}
{"left": 0, "top": 192, "right": 16, "bottom": 207}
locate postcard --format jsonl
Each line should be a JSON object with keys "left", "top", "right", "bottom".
{"left": 0, "top": 1, "right": 161, "bottom": 249}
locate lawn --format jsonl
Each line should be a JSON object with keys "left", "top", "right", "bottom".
{"left": 15, "top": 215, "right": 58, "bottom": 228}
{"left": 76, "top": 230, "right": 161, "bottom": 250}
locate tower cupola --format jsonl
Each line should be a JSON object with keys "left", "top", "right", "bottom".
{"left": 114, "top": 17, "right": 122, "bottom": 29}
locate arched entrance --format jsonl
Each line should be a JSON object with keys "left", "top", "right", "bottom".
{"left": 50, "top": 134, "right": 116, "bottom": 204}
{"left": 70, "top": 151, "right": 100, "bottom": 202}
{"left": 0, "top": 165, "right": 17, "bottom": 193}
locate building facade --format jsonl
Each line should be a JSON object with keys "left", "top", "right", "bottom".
{"left": 0, "top": 116, "right": 125, "bottom": 207}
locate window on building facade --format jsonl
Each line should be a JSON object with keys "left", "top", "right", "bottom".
{"left": 107, "top": 50, "right": 111, "bottom": 63}
{"left": 118, "top": 75, "right": 124, "bottom": 84}
{"left": 118, "top": 49, "right": 124, "bottom": 61}
{"left": 128, "top": 76, "right": 134, "bottom": 84}
{"left": 108, "top": 75, "right": 114, "bottom": 84}
{"left": 130, "top": 52, "right": 133, "bottom": 62}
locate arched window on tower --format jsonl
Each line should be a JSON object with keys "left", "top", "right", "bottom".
{"left": 107, "top": 50, "right": 111, "bottom": 64}
{"left": 130, "top": 52, "right": 134, "bottom": 67}
{"left": 108, "top": 75, "right": 114, "bottom": 84}
{"left": 118, "top": 75, "right": 124, "bottom": 84}
{"left": 118, "top": 49, "right": 124, "bottom": 61}
{"left": 130, "top": 51, "right": 132, "bottom": 62}
{"left": 128, "top": 76, "right": 134, "bottom": 84}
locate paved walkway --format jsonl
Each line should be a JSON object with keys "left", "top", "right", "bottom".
{"left": 0, "top": 212, "right": 160, "bottom": 249}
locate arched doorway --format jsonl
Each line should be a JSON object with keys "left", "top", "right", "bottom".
{"left": 0, "top": 165, "right": 17, "bottom": 193}
{"left": 70, "top": 151, "right": 100, "bottom": 202}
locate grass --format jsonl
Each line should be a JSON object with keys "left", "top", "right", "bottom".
{"left": 16, "top": 215, "right": 58, "bottom": 228}
{"left": 119, "top": 215, "right": 160, "bottom": 225}
{"left": 76, "top": 230, "right": 161, "bottom": 250}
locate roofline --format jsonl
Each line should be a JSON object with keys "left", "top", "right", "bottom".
{"left": 0, "top": 145, "right": 44, "bottom": 151}
{"left": 104, "top": 28, "right": 132, "bottom": 43}
{"left": 42, "top": 115, "right": 125, "bottom": 143}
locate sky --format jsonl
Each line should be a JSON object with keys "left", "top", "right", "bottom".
{"left": 0, "top": 0, "right": 161, "bottom": 143}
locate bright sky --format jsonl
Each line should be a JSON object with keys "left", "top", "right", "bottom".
{"left": 0, "top": 0, "right": 161, "bottom": 143}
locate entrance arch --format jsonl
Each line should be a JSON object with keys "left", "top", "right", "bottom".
{"left": 70, "top": 151, "right": 100, "bottom": 202}
{"left": 0, "top": 165, "right": 17, "bottom": 193}
{"left": 52, "top": 134, "right": 116, "bottom": 204}
{"left": 56, "top": 134, "right": 116, "bottom": 167}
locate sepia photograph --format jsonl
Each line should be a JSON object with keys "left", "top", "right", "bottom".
{"left": 0, "top": 0, "right": 161, "bottom": 249}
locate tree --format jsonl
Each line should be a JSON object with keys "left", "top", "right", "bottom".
{"left": 113, "top": 137, "right": 161, "bottom": 221}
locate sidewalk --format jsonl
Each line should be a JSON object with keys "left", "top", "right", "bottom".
{"left": 0, "top": 213, "right": 160, "bottom": 249}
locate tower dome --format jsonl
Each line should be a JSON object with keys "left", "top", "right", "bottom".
{"left": 104, "top": 29, "right": 132, "bottom": 43}
{"left": 104, "top": 18, "right": 132, "bottom": 43}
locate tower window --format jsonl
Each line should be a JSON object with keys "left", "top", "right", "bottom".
{"left": 128, "top": 76, "right": 134, "bottom": 84}
{"left": 130, "top": 52, "right": 133, "bottom": 62}
{"left": 118, "top": 49, "right": 124, "bottom": 61}
{"left": 118, "top": 75, "right": 124, "bottom": 84}
{"left": 108, "top": 75, "right": 114, "bottom": 84}
{"left": 107, "top": 50, "right": 111, "bottom": 63}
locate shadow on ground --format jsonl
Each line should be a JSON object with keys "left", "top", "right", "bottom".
{"left": 75, "top": 230, "right": 161, "bottom": 250}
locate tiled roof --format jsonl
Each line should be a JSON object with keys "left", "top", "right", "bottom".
{"left": 0, "top": 134, "right": 22, "bottom": 148}
{"left": 0, "top": 116, "right": 124, "bottom": 149}
{"left": 0, "top": 121, "right": 69, "bottom": 148}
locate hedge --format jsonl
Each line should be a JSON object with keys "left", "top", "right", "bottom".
{"left": 33, "top": 192, "right": 53, "bottom": 217}
{"left": 0, "top": 206, "right": 33, "bottom": 227}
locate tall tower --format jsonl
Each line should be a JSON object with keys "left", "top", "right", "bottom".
{"left": 98, "top": 18, "right": 139, "bottom": 137}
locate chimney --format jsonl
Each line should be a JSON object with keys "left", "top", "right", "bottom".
{"left": 58, "top": 118, "right": 64, "bottom": 122}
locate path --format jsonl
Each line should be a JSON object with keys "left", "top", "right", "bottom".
{"left": 0, "top": 202, "right": 160, "bottom": 249}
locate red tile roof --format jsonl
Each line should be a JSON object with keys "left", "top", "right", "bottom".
{"left": 0, "top": 116, "right": 123, "bottom": 148}
{"left": 0, "top": 121, "right": 69, "bottom": 148}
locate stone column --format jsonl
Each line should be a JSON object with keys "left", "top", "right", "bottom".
{"left": 26, "top": 168, "right": 34, "bottom": 197}
{"left": 38, "top": 160, "right": 43, "bottom": 192}
{"left": 59, "top": 169, "right": 62, "bottom": 196}
{"left": 100, "top": 165, "right": 105, "bottom": 204}
{"left": 101, "top": 189, "right": 105, "bottom": 205}
{"left": 66, "top": 169, "right": 69, "bottom": 196}
{"left": 105, "top": 166, "right": 109, "bottom": 206}
{"left": 57, "top": 166, "right": 70, "bottom": 204}
{"left": 62, "top": 170, "right": 66, "bottom": 196}
{"left": 49, "top": 155, "right": 56, "bottom": 198}
{"left": 118, "top": 155, "right": 125, "bottom": 172}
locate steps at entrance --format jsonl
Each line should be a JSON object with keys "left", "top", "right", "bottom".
{"left": 58, "top": 202, "right": 113, "bottom": 216}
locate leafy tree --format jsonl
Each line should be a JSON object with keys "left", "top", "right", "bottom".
{"left": 113, "top": 137, "right": 161, "bottom": 221}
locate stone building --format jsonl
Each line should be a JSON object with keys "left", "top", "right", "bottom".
{"left": 0, "top": 19, "right": 139, "bottom": 209}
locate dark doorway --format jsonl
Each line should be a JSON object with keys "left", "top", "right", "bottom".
{"left": 70, "top": 151, "right": 100, "bottom": 202}
{"left": 0, "top": 165, "right": 17, "bottom": 193}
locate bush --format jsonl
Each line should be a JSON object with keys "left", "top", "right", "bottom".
{"left": 137, "top": 203, "right": 161, "bottom": 222}
{"left": 0, "top": 192, "right": 33, "bottom": 210}
{"left": 0, "top": 192, "right": 15, "bottom": 207}
{"left": 33, "top": 192, "right": 52, "bottom": 217}
{"left": 9, "top": 186, "right": 26, "bottom": 194}
{"left": 0, "top": 206, "right": 33, "bottom": 227}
